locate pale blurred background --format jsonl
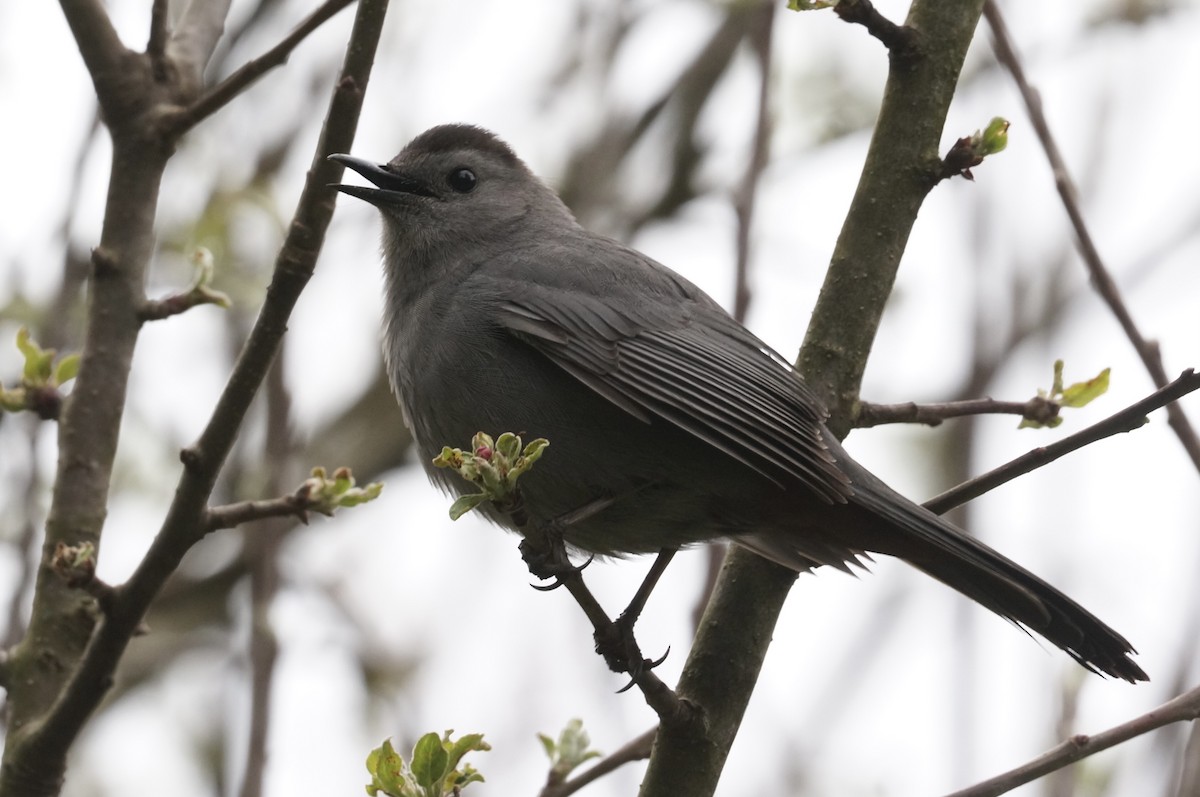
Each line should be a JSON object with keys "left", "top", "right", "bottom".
{"left": 1, "top": 0, "right": 1198, "bottom": 795}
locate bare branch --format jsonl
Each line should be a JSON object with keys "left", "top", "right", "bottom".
{"left": 147, "top": 0, "right": 170, "bottom": 71}
{"left": 641, "top": 0, "right": 990, "bottom": 790}
{"left": 167, "top": 0, "right": 356, "bottom": 136}
{"left": 984, "top": 0, "right": 1200, "bottom": 475}
{"left": 238, "top": 354, "right": 295, "bottom": 797}
{"left": 539, "top": 727, "right": 656, "bottom": 797}
{"left": 925, "top": 369, "right": 1200, "bottom": 515}
{"left": 857, "top": 396, "right": 1060, "bottom": 428}
{"left": 205, "top": 494, "right": 312, "bottom": 531}
{"left": 833, "top": 0, "right": 917, "bottom": 56}
{"left": 946, "top": 683, "right": 1200, "bottom": 797}
{"left": 731, "top": 4, "right": 775, "bottom": 324}
{"left": 57, "top": 0, "right": 130, "bottom": 104}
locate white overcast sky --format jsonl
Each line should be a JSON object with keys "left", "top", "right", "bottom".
{"left": 2, "top": 1, "right": 1200, "bottom": 796}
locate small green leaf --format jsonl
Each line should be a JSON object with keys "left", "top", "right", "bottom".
{"left": 1018, "top": 415, "right": 1063, "bottom": 430}
{"left": 537, "top": 732, "right": 556, "bottom": 759}
{"left": 337, "top": 481, "right": 384, "bottom": 507}
{"left": 365, "top": 738, "right": 408, "bottom": 797}
{"left": 432, "top": 446, "right": 465, "bottom": 470}
{"left": 1050, "top": 359, "right": 1066, "bottom": 397}
{"left": 541, "top": 718, "right": 601, "bottom": 780}
{"left": 411, "top": 732, "right": 449, "bottom": 790}
{"left": 53, "top": 353, "right": 80, "bottom": 386}
{"left": 448, "top": 493, "right": 487, "bottom": 520}
{"left": 17, "top": 327, "right": 55, "bottom": 383}
{"left": 443, "top": 732, "right": 490, "bottom": 772}
{"left": 0, "top": 385, "right": 27, "bottom": 413}
{"left": 979, "top": 117, "right": 1010, "bottom": 155}
{"left": 1060, "top": 367, "right": 1110, "bottom": 408}
{"left": 495, "top": 432, "right": 521, "bottom": 461}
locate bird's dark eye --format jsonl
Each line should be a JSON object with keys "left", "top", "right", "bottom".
{"left": 447, "top": 167, "right": 477, "bottom": 193}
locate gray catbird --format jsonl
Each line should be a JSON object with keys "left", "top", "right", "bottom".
{"left": 331, "top": 124, "right": 1146, "bottom": 682}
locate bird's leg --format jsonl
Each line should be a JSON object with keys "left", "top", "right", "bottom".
{"left": 594, "top": 548, "right": 676, "bottom": 690}
{"left": 514, "top": 498, "right": 682, "bottom": 710}
{"left": 516, "top": 495, "right": 613, "bottom": 587}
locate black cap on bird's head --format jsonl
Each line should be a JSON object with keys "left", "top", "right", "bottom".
{"left": 329, "top": 124, "right": 525, "bottom": 208}
{"left": 329, "top": 124, "right": 576, "bottom": 255}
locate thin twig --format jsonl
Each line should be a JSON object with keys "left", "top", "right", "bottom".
{"left": 731, "top": 3, "right": 774, "bottom": 324}
{"left": 238, "top": 354, "right": 294, "bottom": 797}
{"left": 204, "top": 492, "right": 312, "bottom": 531}
{"left": 539, "top": 727, "right": 657, "bottom": 797}
{"left": 147, "top": 0, "right": 170, "bottom": 75}
{"left": 925, "top": 369, "right": 1200, "bottom": 515}
{"left": 856, "top": 395, "right": 1060, "bottom": 428}
{"left": 945, "top": 682, "right": 1200, "bottom": 797}
{"left": 166, "top": 0, "right": 355, "bottom": 135}
{"left": 983, "top": 0, "right": 1200, "bottom": 475}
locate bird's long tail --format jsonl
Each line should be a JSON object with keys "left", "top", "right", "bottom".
{"left": 840, "top": 462, "right": 1146, "bottom": 682}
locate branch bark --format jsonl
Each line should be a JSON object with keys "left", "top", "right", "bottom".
{"left": 0, "top": 2, "right": 389, "bottom": 794}
{"left": 946, "top": 683, "right": 1200, "bottom": 797}
{"left": 638, "top": 1, "right": 987, "bottom": 794}
{"left": 925, "top": 368, "right": 1200, "bottom": 515}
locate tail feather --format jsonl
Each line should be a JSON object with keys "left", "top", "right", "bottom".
{"left": 843, "top": 467, "right": 1146, "bottom": 683}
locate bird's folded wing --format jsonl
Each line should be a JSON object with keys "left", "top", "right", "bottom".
{"left": 495, "top": 286, "right": 852, "bottom": 503}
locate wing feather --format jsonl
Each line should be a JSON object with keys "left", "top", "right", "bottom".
{"left": 493, "top": 286, "right": 852, "bottom": 503}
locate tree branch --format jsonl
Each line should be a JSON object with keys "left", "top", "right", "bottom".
{"left": 539, "top": 727, "right": 656, "bottom": 797}
{"left": 517, "top": 524, "right": 693, "bottom": 727}
{"left": 166, "top": 0, "right": 356, "bottom": 136}
{"left": 146, "top": 0, "right": 170, "bottom": 74}
{"left": 946, "top": 683, "right": 1200, "bottom": 797}
{"left": 983, "top": 0, "right": 1200, "bottom": 476}
{"left": 204, "top": 493, "right": 313, "bottom": 531}
{"left": 925, "top": 369, "right": 1200, "bottom": 515}
{"left": 730, "top": 3, "right": 774, "bottom": 325}
{"left": 856, "top": 395, "right": 1060, "bottom": 428}
{"left": 0, "top": 4, "right": 390, "bottom": 793}
{"left": 639, "top": 0, "right": 987, "bottom": 793}
{"left": 57, "top": 0, "right": 130, "bottom": 109}
{"left": 833, "top": 0, "right": 917, "bottom": 56}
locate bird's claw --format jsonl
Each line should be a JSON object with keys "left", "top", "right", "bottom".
{"left": 613, "top": 646, "right": 671, "bottom": 694}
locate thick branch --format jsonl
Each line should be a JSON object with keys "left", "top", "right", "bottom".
{"left": 0, "top": 4, "right": 389, "bottom": 792}
{"left": 5, "top": 10, "right": 172, "bottom": 797}
{"left": 925, "top": 369, "right": 1200, "bottom": 514}
{"left": 834, "top": 0, "right": 917, "bottom": 56}
{"left": 947, "top": 683, "right": 1200, "bottom": 797}
{"left": 58, "top": 0, "right": 129, "bottom": 107}
{"left": 639, "top": 0, "right": 987, "bottom": 794}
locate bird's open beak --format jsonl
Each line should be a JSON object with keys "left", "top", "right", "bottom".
{"left": 328, "top": 154, "right": 435, "bottom": 204}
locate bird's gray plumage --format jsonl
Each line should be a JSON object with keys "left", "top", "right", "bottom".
{"left": 331, "top": 124, "right": 1146, "bottom": 682}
